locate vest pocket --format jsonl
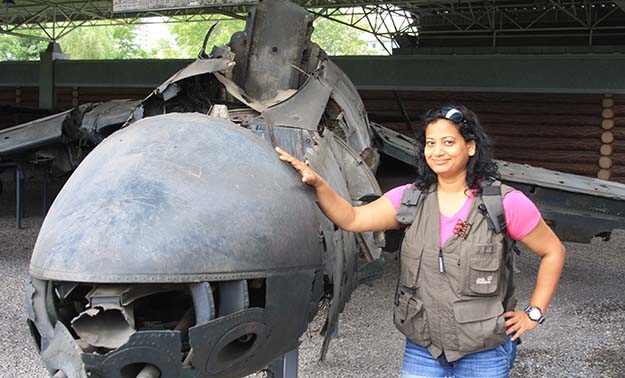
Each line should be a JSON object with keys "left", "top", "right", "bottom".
{"left": 452, "top": 298, "right": 506, "bottom": 352}
{"left": 393, "top": 290, "right": 430, "bottom": 346}
{"left": 399, "top": 243, "right": 423, "bottom": 288}
{"left": 461, "top": 243, "right": 502, "bottom": 296}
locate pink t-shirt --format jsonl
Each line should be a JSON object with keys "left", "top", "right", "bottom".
{"left": 385, "top": 184, "right": 541, "bottom": 247}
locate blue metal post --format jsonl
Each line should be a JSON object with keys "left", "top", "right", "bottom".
{"left": 16, "top": 164, "right": 23, "bottom": 228}
{"left": 268, "top": 347, "right": 299, "bottom": 378}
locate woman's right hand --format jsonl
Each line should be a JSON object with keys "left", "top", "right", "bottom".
{"left": 275, "top": 147, "right": 323, "bottom": 188}
{"left": 276, "top": 147, "right": 400, "bottom": 232}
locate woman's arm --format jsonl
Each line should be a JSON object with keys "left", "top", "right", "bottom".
{"left": 276, "top": 147, "right": 401, "bottom": 232}
{"left": 504, "top": 219, "right": 566, "bottom": 340}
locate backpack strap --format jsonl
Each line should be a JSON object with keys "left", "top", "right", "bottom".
{"left": 479, "top": 180, "right": 507, "bottom": 234}
{"left": 479, "top": 180, "right": 520, "bottom": 310}
{"left": 395, "top": 184, "right": 422, "bottom": 225}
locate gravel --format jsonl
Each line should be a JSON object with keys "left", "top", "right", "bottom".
{"left": 1, "top": 172, "right": 624, "bottom": 378}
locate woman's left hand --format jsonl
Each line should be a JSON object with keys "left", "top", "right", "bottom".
{"left": 503, "top": 310, "right": 539, "bottom": 341}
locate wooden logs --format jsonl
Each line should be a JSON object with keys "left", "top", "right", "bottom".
{"left": 601, "top": 131, "right": 614, "bottom": 144}
{"left": 600, "top": 144, "right": 613, "bottom": 156}
{"left": 601, "top": 119, "right": 615, "bottom": 130}
{"left": 597, "top": 94, "right": 615, "bottom": 181}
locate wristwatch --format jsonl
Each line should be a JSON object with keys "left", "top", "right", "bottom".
{"left": 524, "top": 305, "right": 545, "bottom": 324}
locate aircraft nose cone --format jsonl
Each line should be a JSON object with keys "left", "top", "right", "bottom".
{"left": 30, "top": 112, "right": 324, "bottom": 282}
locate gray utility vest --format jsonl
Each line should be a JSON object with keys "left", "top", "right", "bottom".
{"left": 393, "top": 181, "right": 517, "bottom": 362}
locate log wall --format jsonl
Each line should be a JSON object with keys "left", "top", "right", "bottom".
{"left": 609, "top": 94, "right": 625, "bottom": 183}
{"left": 361, "top": 90, "right": 625, "bottom": 184}
{"left": 0, "top": 87, "right": 623, "bottom": 184}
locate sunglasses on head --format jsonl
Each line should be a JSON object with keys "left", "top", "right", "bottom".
{"left": 426, "top": 106, "right": 465, "bottom": 124}
{"left": 439, "top": 107, "right": 465, "bottom": 123}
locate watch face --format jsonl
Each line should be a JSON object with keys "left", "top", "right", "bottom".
{"left": 528, "top": 307, "right": 541, "bottom": 320}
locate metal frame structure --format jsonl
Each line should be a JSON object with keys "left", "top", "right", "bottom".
{"left": 1, "top": 1, "right": 624, "bottom": 51}
{"left": 0, "top": 0, "right": 246, "bottom": 41}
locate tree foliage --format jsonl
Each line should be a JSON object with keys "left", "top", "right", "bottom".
{"left": 60, "top": 24, "right": 147, "bottom": 60}
{"left": 0, "top": 24, "right": 147, "bottom": 61}
{"left": 0, "top": 32, "right": 48, "bottom": 61}
{"left": 0, "top": 16, "right": 377, "bottom": 61}
{"left": 168, "top": 20, "right": 245, "bottom": 58}
{"left": 311, "top": 17, "right": 373, "bottom": 56}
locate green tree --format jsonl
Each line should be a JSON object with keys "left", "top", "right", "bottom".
{"left": 0, "top": 32, "right": 48, "bottom": 61}
{"left": 169, "top": 20, "right": 245, "bottom": 58}
{"left": 311, "top": 17, "right": 373, "bottom": 56}
{"left": 59, "top": 24, "right": 147, "bottom": 59}
{"left": 150, "top": 37, "right": 180, "bottom": 59}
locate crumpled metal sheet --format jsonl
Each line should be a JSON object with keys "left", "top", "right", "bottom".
{"left": 80, "top": 100, "right": 141, "bottom": 144}
{"left": 155, "top": 58, "right": 232, "bottom": 95}
{"left": 24, "top": 278, "right": 55, "bottom": 351}
{"left": 41, "top": 323, "right": 88, "bottom": 378}
{"left": 254, "top": 73, "right": 332, "bottom": 130}
{"left": 71, "top": 307, "right": 135, "bottom": 349}
{"left": 213, "top": 72, "right": 269, "bottom": 113}
{"left": 325, "top": 60, "right": 375, "bottom": 163}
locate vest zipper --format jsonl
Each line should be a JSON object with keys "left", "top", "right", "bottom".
{"left": 438, "top": 249, "right": 445, "bottom": 273}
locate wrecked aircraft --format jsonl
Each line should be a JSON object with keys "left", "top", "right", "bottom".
{"left": 21, "top": 1, "right": 384, "bottom": 377}
{"left": 0, "top": 0, "right": 621, "bottom": 377}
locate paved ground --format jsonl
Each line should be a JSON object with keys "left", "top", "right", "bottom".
{"left": 1, "top": 169, "right": 624, "bottom": 377}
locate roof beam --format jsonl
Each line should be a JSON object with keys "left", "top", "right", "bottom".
{"left": 613, "top": 0, "right": 625, "bottom": 13}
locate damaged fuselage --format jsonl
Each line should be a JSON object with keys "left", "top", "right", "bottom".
{"left": 25, "top": 1, "right": 384, "bottom": 377}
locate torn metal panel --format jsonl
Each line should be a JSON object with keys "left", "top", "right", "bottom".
{"left": 0, "top": 109, "right": 73, "bottom": 158}
{"left": 41, "top": 323, "right": 87, "bottom": 378}
{"left": 331, "top": 135, "right": 384, "bottom": 260}
{"left": 213, "top": 72, "right": 268, "bottom": 113}
{"left": 71, "top": 286, "right": 136, "bottom": 349}
{"left": 326, "top": 60, "right": 378, "bottom": 168}
{"left": 25, "top": 278, "right": 55, "bottom": 350}
{"left": 255, "top": 73, "right": 332, "bottom": 130}
{"left": 155, "top": 58, "right": 231, "bottom": 95}
{"left": 80, "top": 100, "right": 141, "bottom": 144}
{"left": 71, "top": 307, "right": 135, "bottom": 349}
{"left": 370, "top": 122, "right": 417, "bottom": 166}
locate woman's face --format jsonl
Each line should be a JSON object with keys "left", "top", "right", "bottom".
{"left": 424, "top": 118, "right": 476, "bottom": 179}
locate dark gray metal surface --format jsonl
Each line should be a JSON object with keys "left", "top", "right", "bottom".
{"left": 80, "top": 100, "right": 142, "bottom": 144}
{"left": 0, "top": 110, "right": 71, "bottom": 157}
{"left": 30, "top": 113, "right": 324, "bottom": 282}
{"left": 241, "top": 0, "right": 311, "bottom": 102}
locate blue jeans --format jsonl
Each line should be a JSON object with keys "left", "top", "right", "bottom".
{"left": 400, "top": 337, "right": 518, "bottom": 378}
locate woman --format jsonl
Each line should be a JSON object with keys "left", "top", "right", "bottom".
{"left": 276, "top": 105, "right": 565, "bottom": 377}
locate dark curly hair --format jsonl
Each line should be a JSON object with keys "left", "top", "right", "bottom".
{"left": 414, "top": 105, "right": 498, "bottom": 193}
